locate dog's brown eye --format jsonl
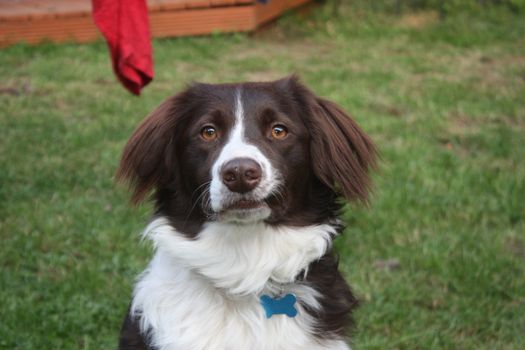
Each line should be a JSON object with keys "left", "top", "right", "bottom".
{"left": 271, "top": 125, "right": 288, "bottom": 140}
{"left": 201, "top": 126, "right": 217, "bottom": 141}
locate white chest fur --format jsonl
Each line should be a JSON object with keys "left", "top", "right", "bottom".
{"left": 131, "top": 218, "right": 350, "bottom": 350}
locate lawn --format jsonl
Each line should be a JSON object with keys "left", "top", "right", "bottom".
{"left": 1, "top": 2, "right": 524, "bottom": 349}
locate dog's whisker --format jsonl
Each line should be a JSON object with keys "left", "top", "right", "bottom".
{"left": 184, "top": 186, "right": 211, "bottom": 224}
{"left": 268, "top": 183, "right": 286, "bottom": 206}
{"left": 189, "top": 181, "right": 212, "bottom": 202}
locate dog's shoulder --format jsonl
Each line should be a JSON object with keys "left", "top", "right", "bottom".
{"left": 302, "top": 252, "right": 359, "bottom": 339}
{"left": 118, "top": 305, "right": 151, "bottom": 350}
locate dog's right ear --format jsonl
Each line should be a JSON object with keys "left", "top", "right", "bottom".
{"left": 116, "top": 93, "right": 188, "bottom": 204}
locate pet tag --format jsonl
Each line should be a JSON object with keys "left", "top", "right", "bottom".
{"left": 260, "top": 294, "right": 298, "bottom": 319}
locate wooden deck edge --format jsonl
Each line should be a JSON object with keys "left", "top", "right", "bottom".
{"left": 0, "top": 16, "right": 100, "bottom": 46}
{"left": 150, "top": 6, "right": 255, "bottom": 38}
{"left": 0, "top": 5, "right": 255, "bottom": 47}
{"left": 0, "top": 1, "right": 255, "bottom": 22}
{"left": 0, "top": 1, "right": 311, "bottom": 47}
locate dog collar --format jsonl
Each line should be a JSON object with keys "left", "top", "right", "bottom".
{"left": 260, "top": 294, "right": 298, "bottom": 318}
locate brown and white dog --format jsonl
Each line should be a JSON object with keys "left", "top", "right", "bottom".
{"left": 117, "top": 76, "right": 376, "bottom": 350}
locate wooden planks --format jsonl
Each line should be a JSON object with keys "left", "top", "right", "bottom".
{"left": 150, "top": 6, "right": 255, "bottom": 38}
{"left": 1, "top": 15, "right": 99, "bottom": 45}
{"left": 0, "top": 0, "right": 91, "bottom": 21}
{"left": 0, "top": 0, "right": 311, "bottom": 47}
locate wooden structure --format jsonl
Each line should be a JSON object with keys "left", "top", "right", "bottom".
{"left": 0, "top": 0, "right": 310, "bottom": 47}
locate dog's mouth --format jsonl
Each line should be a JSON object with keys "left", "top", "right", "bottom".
{"left": 224, "top": 199, "right": 266, "bottom": 211}
{"left": 218, "top": 198, "right": 271, "bottom": 223}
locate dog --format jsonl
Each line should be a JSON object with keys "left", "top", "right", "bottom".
{"left": 116, "top": 76, "right": 376, "bottom": 350}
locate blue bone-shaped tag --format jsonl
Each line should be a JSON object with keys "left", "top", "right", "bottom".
{"left": 260, "top": 294, "right": 298, "bottom": 319}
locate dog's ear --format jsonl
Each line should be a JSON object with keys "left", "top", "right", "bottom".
{"left": 284, "top": 76, "right": 377, "bottom": 203}
{"left": 116, "top": 93, "right": 188, "bottom": 204}
{"left": 310, "top": 97, "right": 377, "bottom": 203}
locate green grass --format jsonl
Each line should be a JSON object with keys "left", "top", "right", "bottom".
{"left": 1, "top": 3, "right": 524, "bottom": 349}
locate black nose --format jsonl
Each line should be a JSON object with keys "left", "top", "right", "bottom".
{"left": 221, "top": 158, "right": 262, "bottom": 193}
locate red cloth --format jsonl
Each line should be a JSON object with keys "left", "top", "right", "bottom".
{"left": 92, "top": 0, "right": 154, "bottom": 95}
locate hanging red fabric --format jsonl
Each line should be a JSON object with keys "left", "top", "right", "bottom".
{"left": 92, "top": 0, "right": 154, "bottom": 95}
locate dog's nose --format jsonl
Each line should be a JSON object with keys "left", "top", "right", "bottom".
{"left": 221, "top": 158, "right": 262, "bottom": 193}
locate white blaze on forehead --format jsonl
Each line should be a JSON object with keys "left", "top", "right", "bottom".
{"left": 208, "top": 89, "right": 280, "bottom": 215}
{"left": 222, "top": 89, "right": 246, "bottom": 158}
{"left": 212, "top": 89, "right": 249, "bottom": 168}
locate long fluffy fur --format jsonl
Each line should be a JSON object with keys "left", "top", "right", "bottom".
{"left": 131, "top": 217, "right": 349, "bottom": 350}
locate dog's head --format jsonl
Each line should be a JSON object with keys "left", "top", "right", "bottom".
{"left": 117, "top": 76, "right": 376, "bottom": 235}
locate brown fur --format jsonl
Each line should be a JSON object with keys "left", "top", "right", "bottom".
{"left": 116, "top": 92, "right": 189, "bottom": 204}
{"left": 285, "top": 76, "right": 377, "bottom": 204}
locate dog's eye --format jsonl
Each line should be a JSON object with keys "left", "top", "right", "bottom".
{"left": 271, "top": 125, "right": 288, "bottom": 140}
{"left": 201, "top": 126, "right": 217, "bottom": 141}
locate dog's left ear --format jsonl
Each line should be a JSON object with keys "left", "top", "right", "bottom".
{"left": 311, "top": 97, "right": 377, "bottom": 203}
{"left": 283, "top": 76, "right": 377, "bottom": 203}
